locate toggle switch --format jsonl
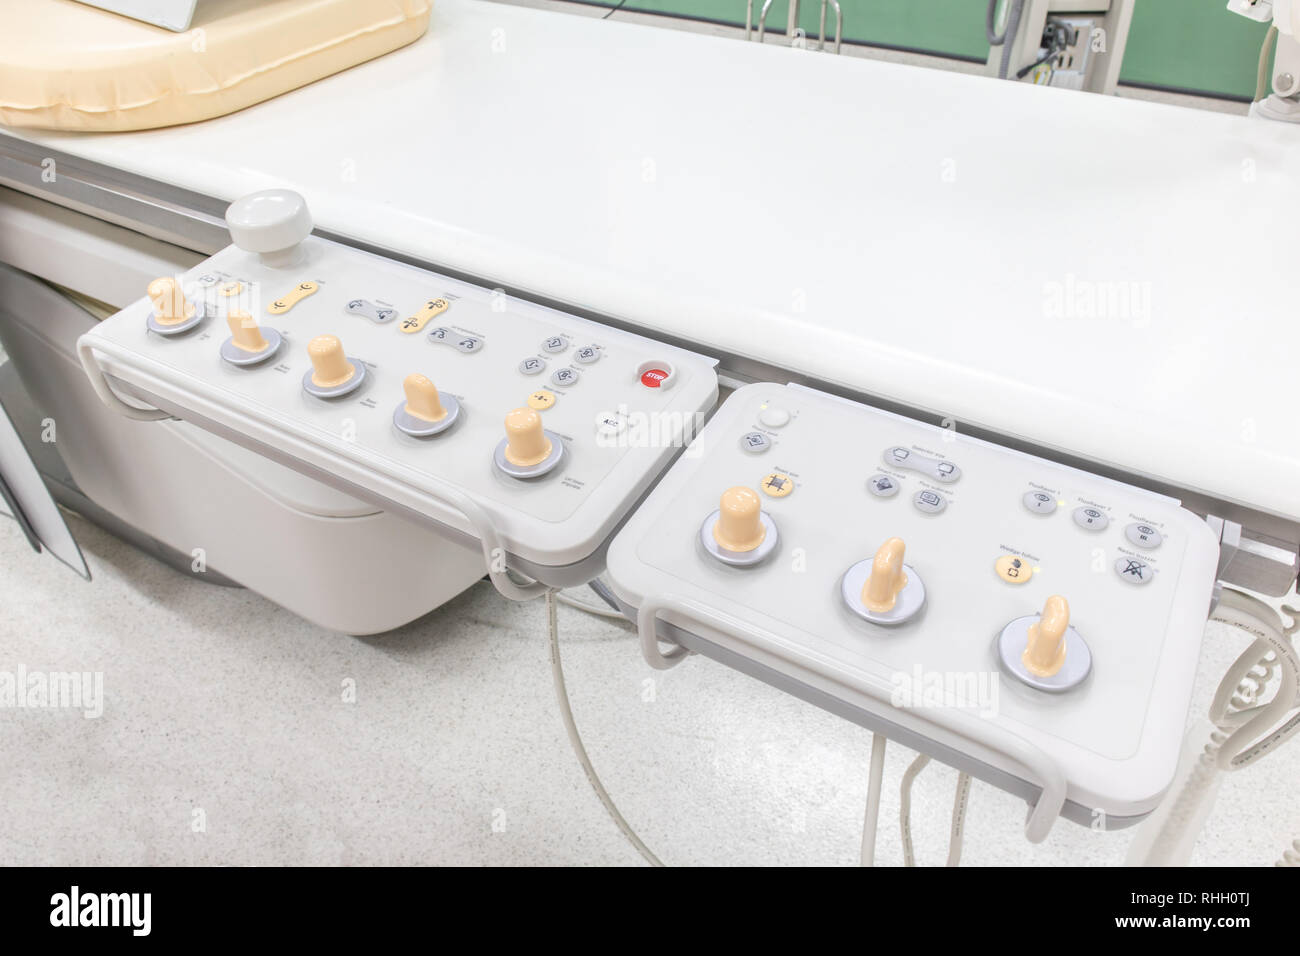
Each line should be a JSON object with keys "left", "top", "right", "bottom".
{"left": 145, "top": 277, "right": 203, "bottom": 335}
{"left": 220, "top": 310, "right": 281, "bottom": 366}
{"left": 302, "top": 334, "right": 366, "bottom": 398}
{"left": 841, "top": 537, "right": 925, "bottom": 625}
{"left": 699, "top": 486, "right": 779, "bottom": 567}
{"left": 494, "top": 407, "right": 564, "bottom": 478}
{"left": 997, "top": 594, "right": 1091, "bottom": 692}
{"left": 393, "top": 373, "right": 460, "bottom": 437}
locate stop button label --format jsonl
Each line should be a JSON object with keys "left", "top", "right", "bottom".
{"left": 640, "top": 368, "right": 669, "bottom": 388}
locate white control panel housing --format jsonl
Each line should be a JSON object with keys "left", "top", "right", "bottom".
{"left": 605, "top": 383, "right": 1220, "bottom": 831}
{"left": 77, "top": 237, "right": 718, "bottom": 583}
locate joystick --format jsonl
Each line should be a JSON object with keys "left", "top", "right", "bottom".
{"left": 494, "top": 407, "right": 564, "bottom": 478}
{"left": 700, "top": 486, "right": 778, "bottom": 567}
{"left": 393, "top": 374, "right": 460, "bottom": 437}
{"left": 302, "top": 334, "right": 365, "bottom": 398}
{"left": 145, "top": 277, "right": 203, "bottom": 335}
{"left": 998, "top": 594, "right": 1092, "bottom": 692}
{"left": 220, "top": 310, "right": 281, "bottom": 366}
{"left": 841, "top": 536, "right": 925, "bottom": 625}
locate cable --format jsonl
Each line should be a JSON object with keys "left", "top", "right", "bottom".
{"left": 556, "top": 589, "right": 627, "bottom": 620}
{"left": 1277, "top": 839, "right": 1300, "bottom": 867}
{"left": 1138, "top": 589, "right": 1299, "bottom": 865}
{"left": 1257, "top": 24, "right": 1280, "bottom": 103}
{"left": 602, "top": 0, "right": 629, "bottom": 20}
{"left": 1016, "top": 20, "right": 1073, "bottom": 81}
{"left": 546, "top": 590, "right": 665, "bottom": 866}
{"left": 986, "top": 0, "right": 1008, "bottom": 45}
{"left": 948, "top": 773, "right": 971, "bottom": 867}
{"left": 899, "top": 753, "right": 930, "bottom": 867}
{"left": 899, "top": 753, "right": 970, "bottom": 866}
{"left": 994, "top": 0, "right": 1025, "bottom": 80}
{"left": 859, "top": 733, "right": 886, "bottom": 867}
{"left": 1208, "top": 590, "right": 1300, "bottom": 771}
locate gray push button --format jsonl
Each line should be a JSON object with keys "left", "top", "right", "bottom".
{"left": 427, "top": 326, "right": 454, "bottom": 344}
{"left": 551, "top": 367, "right": 579, "bottom": 387}
{"left": 542, "top": 336, "right": 567, "bottom": 353}
{"left": 1114, "top": 556, "right": 1154, "bottom": 586}
{"left": 574, "top": 345, "right": 601, "bottom": 364}
{"left": 1023, "top": 491, "right": 1057, "bottom": 515}
{"left": 1125, "top": 522, "right": 1163, "bottom": 549}
{"left": 346, "top": 298, "right": 397, "bottom": 323}
{"left": 454, "top": 336, "right": 484, "bottom": 354}
{"left": 1073, "top": 507, "right": 1109, "bottom": 532}
{"left": 868, "top": 474, "right": 900, "bottom": 498}
{"left": 740, "top": 431, "right": 771, "bottom": 454}
{"left": 518, "top": 357, "right": 546, "bottom": 375}
{"left": 913, "top": 489, "right": 947, "bottom": 514}
{"left": 883, "top": 446, "right": 961, "bottom": 483}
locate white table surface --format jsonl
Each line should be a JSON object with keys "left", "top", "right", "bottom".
{"left": 7, "top": 0, "right": 1299, "bottom": 522}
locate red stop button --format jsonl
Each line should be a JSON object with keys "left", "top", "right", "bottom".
{"left": 640, "top": 367, "right": 669, "bottom": 388}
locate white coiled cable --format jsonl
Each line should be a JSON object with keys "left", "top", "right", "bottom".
{"left": 1139, "top": 588, "right": 1299, "bottom": 866}
{"left": 1277, "top": 839, "right": 1300, "bottom": 867}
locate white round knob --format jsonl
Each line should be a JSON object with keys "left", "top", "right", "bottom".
{"left": 225, "top": 189, "right": 312, "bottom": 264}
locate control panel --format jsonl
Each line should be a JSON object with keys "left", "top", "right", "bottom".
{"left": 605, "top": 383, "right": 1220, "bottom": 833}
{"left": 77, "top": 190, "right": 718, "bottom": 584}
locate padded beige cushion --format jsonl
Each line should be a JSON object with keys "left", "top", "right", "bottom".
{"left": 0, "top": 0, "right": 431, "bottom": 131}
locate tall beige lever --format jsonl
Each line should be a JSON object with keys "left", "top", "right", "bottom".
{"left": 861, "top": 537, "right": 908, "bottom": 613}
{"left": 147, "top": 277, "right": 195, "bottom": 326}
{"left": 1023, "top": 595, "right": 1070, "bottom": 677}
{"left": 403, "top": 374, "right": 447, "bottom": 422}
{"left": 226, "top": 309, "right": 269, "bottom": 352}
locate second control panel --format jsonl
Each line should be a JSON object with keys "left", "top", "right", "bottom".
{"left": 605, "top": 383, "right": 1220, "bottom": 823}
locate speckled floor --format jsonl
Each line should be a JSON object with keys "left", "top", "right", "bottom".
{"left": 1, "top": 512, "right": 1296, "bottom": 866}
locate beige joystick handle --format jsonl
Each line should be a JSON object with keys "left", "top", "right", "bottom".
{"left": 226, "top": 310, "right": 269, "bottom": 353}
{"left": 861, "top": 537, "right": 909, "bottom": 613}
{"left": 712, "top": 486, "right": 766, "bottom": 552}
{"left": 503, "top": 407, "right": 552, "bottom": 466}
{"left": 307, "top": 335, "right": 356, "bottom": 388}
{"left": 147, "top": 277, "right": 195, "bottom": 326}
{"left": 1023, "top": 595, "right": 1070, "bottom": 677}
{"left": 403, "top": 374, "right": 447, "bottom": 423}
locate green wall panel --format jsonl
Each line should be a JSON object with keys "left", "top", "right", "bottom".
{"left": 1122, "top": 0, "right": 1269, "bottom": 98}
{"left": 583, "top": 0, "right": 1273, "bottom": 100}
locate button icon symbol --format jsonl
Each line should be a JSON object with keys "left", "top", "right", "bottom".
{"left": 995, "top": 553, "right": 1034, "bottom": 584}
{"left": 1114, "top": 556, "right": 1153, "bottom": 586}
{"left": 868, "top": 474, "right": 900, "bottom": 498}
{"left": 760, "top": 472, "right": 794, "bottom": 498}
